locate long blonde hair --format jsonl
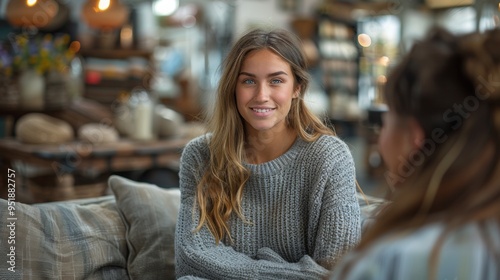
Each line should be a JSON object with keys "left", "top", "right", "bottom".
{"left": 195, "top": 28, "right": 335, "bottom": 243}
{"left": 339, "top": 27, "right": 500, "bottom": 279}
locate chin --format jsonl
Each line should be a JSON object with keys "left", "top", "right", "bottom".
{"left": 248, "top": 122, "right": 274, "bottom": 131}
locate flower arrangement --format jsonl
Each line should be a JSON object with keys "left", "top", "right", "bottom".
{"left": 0, "top": 33, "right": 81, "bottom": 109}
{"left": 0, "top": 33, "right": 79, "bottom": 77}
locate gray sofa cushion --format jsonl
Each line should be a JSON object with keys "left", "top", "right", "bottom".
{"left": 109, "top": 175, "right": 180, "bottom": 280}
{"left": 0, "top": 197, "right": 128, "bottom": 280}
{"left": 0, "top": 175, "right": 181, "bottom": 280}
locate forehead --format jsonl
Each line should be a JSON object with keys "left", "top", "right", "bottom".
{"left": 240, "top": 48, "right": 292, "bottom": 72}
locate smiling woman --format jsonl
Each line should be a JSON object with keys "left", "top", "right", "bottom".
{"left": 174, "top": 28, "right": 362, "bottom": 279}
{"left": 235, "top": 48, "right": 298, "bottom": 163}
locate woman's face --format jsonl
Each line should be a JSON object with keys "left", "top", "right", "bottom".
{"left": 378, "top": 110, "right": 415, "bottom": 187}
{"left": 236, "top": 48, "right": 298, "bottom": 137}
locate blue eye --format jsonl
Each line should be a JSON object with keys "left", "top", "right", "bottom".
{"left": 243, "top": 79, "right": 255, "bottom": 84}
{"left": 270, "top": 79, "right": 282, "bottom": 84}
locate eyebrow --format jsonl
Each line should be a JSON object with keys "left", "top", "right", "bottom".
{"left": 238, "top": 71, "right": 289, "bottom": 78}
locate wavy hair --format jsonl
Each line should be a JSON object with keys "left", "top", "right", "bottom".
{"left": 195, "top": 28, "right": 335, "bottom": 243}
{"left": 341, "top": 27, "right": 500, "bottom": 279}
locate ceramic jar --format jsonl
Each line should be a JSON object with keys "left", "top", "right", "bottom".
{"left": 18, "top": 69, "right": 45, "bottom": 110}
{"left": 128, "top": 88, "right": 154, "bottom": 141}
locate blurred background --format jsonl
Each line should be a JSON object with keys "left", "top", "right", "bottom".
{"left": 1, "top": 0, "right": 499, "bottom": 203}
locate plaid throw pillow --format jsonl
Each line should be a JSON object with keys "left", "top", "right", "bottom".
{"left": 0, "top": 197, "right": 128, "bottom": 279}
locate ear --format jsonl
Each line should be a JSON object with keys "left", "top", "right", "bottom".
{"left": 408, "top": 117, "right": 425, "bottom": 150}
{"left": 293, "top": 86, "right": 301, "bottom": 98}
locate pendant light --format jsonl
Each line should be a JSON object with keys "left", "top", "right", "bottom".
{"left": 81, "top": 0, "right": 130, "bottom": 30}
{"left": 6, "top": 0, "right": 59, "bottom": 29}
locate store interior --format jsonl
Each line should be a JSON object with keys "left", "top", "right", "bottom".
{"left": 1, "top": 0, "right": 499, "bottom": 203}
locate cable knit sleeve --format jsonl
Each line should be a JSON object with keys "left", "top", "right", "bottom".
{"left": 174, "top": 136, "right": 330, "bottom": 279}
{"left": 308, "top": 137, "right": 361, "bottom": 269}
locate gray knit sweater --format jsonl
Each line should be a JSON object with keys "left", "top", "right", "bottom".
{"left": 175, "top": 134, "right": 361, "bottom": 279}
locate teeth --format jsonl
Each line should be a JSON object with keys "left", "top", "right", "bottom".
{"left": 253, "top": 108, "right": 272, "bottom": 113}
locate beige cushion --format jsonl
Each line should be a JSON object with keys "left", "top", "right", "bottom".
{"left": 15, "top": 113, "right": 74, "bottom": 144}
{"left": 78, "top": 123, "right": 120, "bottom": 144}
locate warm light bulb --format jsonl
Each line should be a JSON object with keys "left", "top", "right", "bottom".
{"left": 26, "top": 0, "right": 37, "bottom": 7}
{"left": 82, "top": 0, "right": 129, "bottom": 30}
{"left": 358, "top": 34, "right": 372, "bottom": 48}
{"left": 378, "top": 56, "right": 390, "bottom": 67}
{"left": 8, "top": 0, "right": 59, "bottom": 28}
{"left": 377, "top": 75, "right": 387, "bottom": 84}
{"left": 98, "top": 0, "right": 110, "bottom": 11}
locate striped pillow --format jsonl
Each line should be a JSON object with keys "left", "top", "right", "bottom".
{"left": 0, "top": 197, "right": 128, "bottom": 279}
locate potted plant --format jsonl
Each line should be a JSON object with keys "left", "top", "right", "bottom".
{"left": 9, "top": 33, "right": 78, "bottom": 109}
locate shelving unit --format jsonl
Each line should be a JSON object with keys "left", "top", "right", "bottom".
{"left": 79, "top": 48, "right": 153, "bottom": 60}
{"left": 316, "top": 15, "right": 360, "bottom": 122}
{"left": 79, "top": 48, "right": 153, "bottom": 105}
{"left": 315, "top": 1, "right": 396, "bottom": 125}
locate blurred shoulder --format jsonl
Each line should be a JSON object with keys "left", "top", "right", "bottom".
{"left": 330, "top": 225, "right": 436, "bottom": 279}
{"left": 331, "top": 221, "right": 499, "bottom": 280}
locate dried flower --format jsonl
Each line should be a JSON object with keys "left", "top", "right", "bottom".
{"left": 6, "top": 33, "right": 77, "bottom": 75}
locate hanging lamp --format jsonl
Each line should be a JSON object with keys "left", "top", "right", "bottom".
{"left": 81, "top": 0, "right": 130, "bottom": 30}
{"left": 6, "top": 0, "right": 60, "bottom": 29}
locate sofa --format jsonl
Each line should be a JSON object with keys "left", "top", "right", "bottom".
{"left": 0, "top": 175, "right": 180, "bottom": 280}
{"left": 0, "top": 175, "right": 383, "bottom": 280}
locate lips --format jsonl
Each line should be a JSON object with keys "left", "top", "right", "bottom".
{"left": 251, "top": 108, "right": 275, "bottom": 113}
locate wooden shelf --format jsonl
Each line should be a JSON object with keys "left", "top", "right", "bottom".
{"left": 80, "top": 48, "right": 154, "bottom": 105}
{"left": 0, "top": 107, "right": 65, "bottom": 117}
{"left": 79, "top": 48, "right": 153, "bottom": 59}
{"left": 319, "top": 1, "right": 397, "bottom": 23}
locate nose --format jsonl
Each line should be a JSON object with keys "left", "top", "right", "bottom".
{"left": 254, "top": 84, "right": 270, "bottom": 102}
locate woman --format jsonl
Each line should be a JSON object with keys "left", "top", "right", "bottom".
{"left": 175, "top": 28, "right": 361, "bottom": 279}
{"left": 329, "top": 27, "right": 500, "bottom": 280}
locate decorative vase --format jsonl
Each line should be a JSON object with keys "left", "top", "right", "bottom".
{"left": 45, "top": 70, "right": 68, "bottom": 109}
{"left": 18, "top": 69, "right": 45, "bottom": 110}
{"left": 0, "top": 75, "right": 19, "bottom": 108}
{"left": 128, "top": 88, "right": 154, "bottom": 141}
{"left": 65, "top": 56, "right": 84, "bottom": 102}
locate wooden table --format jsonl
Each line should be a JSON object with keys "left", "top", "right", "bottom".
{"left": 0, "top": 137, "right": 190, "bottom": 202}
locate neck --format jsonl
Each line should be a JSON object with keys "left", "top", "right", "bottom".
{"left": 245, "top": 127, "right": 297, "bottom": 164}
